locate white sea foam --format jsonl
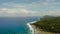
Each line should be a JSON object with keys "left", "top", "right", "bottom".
{"left": 27, "top": 21, "right": 37, "bottom": 34}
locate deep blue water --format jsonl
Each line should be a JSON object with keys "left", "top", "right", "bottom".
{"left": 0, "top": 17, "right": 39, "bottom": 34}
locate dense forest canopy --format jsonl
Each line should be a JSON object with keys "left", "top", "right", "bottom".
{"left": 33, "top": 16, "right": 60, "bottom": 33}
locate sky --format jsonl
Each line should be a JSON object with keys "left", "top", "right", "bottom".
{"left": 0, "top": 0, "right": 60, "bottom": 17}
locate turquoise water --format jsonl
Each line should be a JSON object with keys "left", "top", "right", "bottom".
{"left": 0, "top": 17, "right": 39, "bottom": 34}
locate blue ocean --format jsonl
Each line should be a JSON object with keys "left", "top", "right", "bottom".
{"left": 0, "top": 17, "right": 39, "bottom": 34}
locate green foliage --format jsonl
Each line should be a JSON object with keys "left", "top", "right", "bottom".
{"left": 33, "top": 16, "right": 60, "bottom": 33}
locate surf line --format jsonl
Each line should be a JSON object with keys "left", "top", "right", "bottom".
{"left": 27, "top": 21, "right": 37, "bottom": 34}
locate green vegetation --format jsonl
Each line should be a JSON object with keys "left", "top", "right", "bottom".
{"left": 33, "top": 16, "right": 60, "bottom": 33}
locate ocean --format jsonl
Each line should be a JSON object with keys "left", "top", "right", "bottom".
{"left": 0, "top": 17, "right": 39, "bottom": 34}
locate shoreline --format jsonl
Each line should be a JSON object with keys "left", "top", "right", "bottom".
{"left": 27, "top": 21, "right": 37, "bottom": 34}
{"left": 27, "top": 21, "right": 60, "bottom": 34}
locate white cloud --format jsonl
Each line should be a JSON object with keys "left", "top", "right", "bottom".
{"left": 46, "top": 0, "right": 50, "bottom": 2}
{"left": 43, "top": 2, "right": 48, "bottom": 6}
{"left": 0, "top": 8, "right": 60, "bottom": 17}
{"left": 0, "top": 8, "right": 41, "bottom": 17}
{"left": 45, "top": 0, "right": 55, "bottom": 2}
{"left": 1, "top": 1, "right": 47, "bottom": 9}
{"left": 0, "top": 0, "right": 59, "bottom": 17}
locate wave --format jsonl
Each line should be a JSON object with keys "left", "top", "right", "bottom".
{"left": 27, "top": 21, "right": 37, "bottom": 34}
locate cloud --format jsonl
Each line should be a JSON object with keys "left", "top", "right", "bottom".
{"left": 0, "top": 8, "right": 60, "bottom": 17}
{"left": 0, "top": 0, "right": 59, "bottom": 17}
{"left": 45, "top": 0, "right": 55, "bottom": 2}
{"left": 0, "top": 8, "right": 41, "bottom": 17}
{"left": 1, "top": 1, "right": 48, "bottom": 9}
{"left": 46, "top": 0, "right": 50, "bottom": 2}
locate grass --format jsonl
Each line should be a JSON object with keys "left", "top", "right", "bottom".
{"left": 33, "top": 16, "right": 60, "bottom": 33}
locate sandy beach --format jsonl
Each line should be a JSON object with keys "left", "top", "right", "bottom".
{"left": 27, "top": 21, "right": 60, "bottom": 34}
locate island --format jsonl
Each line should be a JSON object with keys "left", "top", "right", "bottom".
{"left": 30, "top": 16, "right": 60, "bottom": 34}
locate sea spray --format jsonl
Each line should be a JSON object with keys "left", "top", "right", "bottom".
{"left": 27, "top": 21, "right": 37, "bottom": 34}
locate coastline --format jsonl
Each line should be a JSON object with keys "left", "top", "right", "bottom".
{"left": 27, "top": 21, "right": 37, "bottom": 34}
{"left": 27, "top": 21, "right": 60, "bottom": 34}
